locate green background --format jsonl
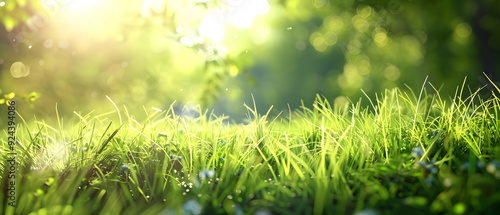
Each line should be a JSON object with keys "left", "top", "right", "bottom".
{"left": 1, "top": 0, "right": 499, "bottom": 122}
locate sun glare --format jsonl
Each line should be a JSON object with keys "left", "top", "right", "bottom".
{"left": 199, "top": 0, "right": 270, "bottom": 42}
{"left": 67, "top": 0, "right": 102, "bottom": 11}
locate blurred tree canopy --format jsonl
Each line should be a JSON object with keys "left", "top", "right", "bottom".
{"left": 1, "top": 0, "right": 499, "bottom": 121}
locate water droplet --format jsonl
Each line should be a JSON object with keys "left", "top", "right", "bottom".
{"left": 28, "top": 45, "right": 32, "bottom": 49}
{"left": 287, "top": 27, "right": 292, "bottom": 30}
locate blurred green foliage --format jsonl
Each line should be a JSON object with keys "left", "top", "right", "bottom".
{"left": 0, "top": 0, "right": 499, "bottom": 121}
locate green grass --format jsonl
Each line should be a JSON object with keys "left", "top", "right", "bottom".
{"left": 2, "top": 81, "right": 500, "bottom": 215}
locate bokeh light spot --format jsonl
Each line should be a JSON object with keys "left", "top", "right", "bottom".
{"left": 41, "top": 0, "right": 57, "bottom": 9}
{"left": 310, "top": 32, "right": 328, "bottom": 52}
{"left": 312, "top": 0, "right": 328, "bottom": 8}
{"left": 180, "top": 37, "right": 194, "bottom": 47}
{"left": 334, "top": 96, "right": 349, "bottom": 109}
{"left": 374, "top": 32, "right": 388, "bottom": 47}
{"left": 44, "top": 40, "right": 54, "bottom": 48}
{"left": 344, "top": 64, "right": 358, "bottom": 77}
{"left": 199, "top": 11, "right": 225, "bottom": 42}
{"left": 121, "top": 61, "right": 128, "bottom": 68}
{"left": 251, "top": 25, "right": 270, "bottom": 45}
{"left": 58, "top": 40, "right": 69, "bottom": 49}
{"left": 324, "top": 31, "right": 338, "bottom": 46}
{"left": 357, "top": 6, "right": 372, "bottom": 18}
{"left": 352, "top": 15, "right": 369, "bottom": 32}
{"left": 357, "top": 58, "right": 371, "bottom": 75}
{"left": 455, "top": 23, "right": 472, "bottom": 38}
{"left": 384, "top": 64, "right": 401, "bottom": 81}
{"left": 401, "top": 36, "right": 423, "bottom": 64}
{"left": 323, "top": 16, "right": 344, "bottom": 32}
{"left": 347, "top": 40, "right": 362, "bottom": 54}
{"left": 10, "top": 61, "right": 30, "bottom": 78}
{"left": 295, "top": 41, "right": 306, "bottom": 51}
{"left": 229, "top": 65, "right": 239, "bottom": 77}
